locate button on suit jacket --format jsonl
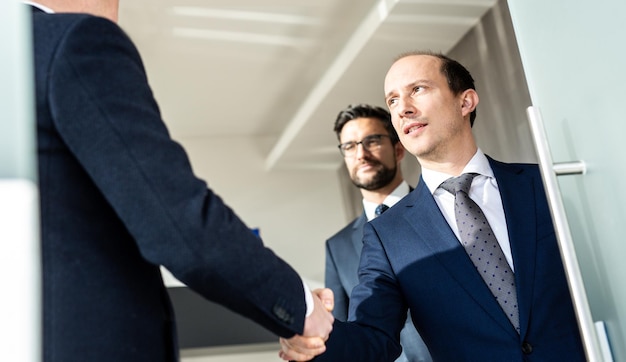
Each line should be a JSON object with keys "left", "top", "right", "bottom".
{"left": 317, "top": 158, "right": 585, "bottom": 361}
{"left": 31, "top": 8, "right": 306, "bottom": 362}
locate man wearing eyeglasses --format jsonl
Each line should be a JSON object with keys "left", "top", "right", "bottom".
{"left": 324, "top": 104, "right": 432, "bottom": 362}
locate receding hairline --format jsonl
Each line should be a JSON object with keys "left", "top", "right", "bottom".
{"left": 387, "top": 52, "right": 444, "bottom": 74}
{"left": 392, "top": 50, "right": 444, "bottom": 62}
{"left": 386, "top": 51, "right": 446, "bottom": 80}
{"left": 384, "top": 53, "right": 444, "bottom": 96}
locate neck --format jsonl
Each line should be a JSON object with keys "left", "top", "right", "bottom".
{"left": 34, "top": 0, "right": 120, "bottom": 22}
{"left": 417, "top": 152, "right": 475, "bottom": 176}
{"left": 417, "top": 133, "right": 477, "bottom": 176}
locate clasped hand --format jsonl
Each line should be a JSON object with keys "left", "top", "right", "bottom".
{"left": 278, "top": 288, "right": 334, "bottom": 361}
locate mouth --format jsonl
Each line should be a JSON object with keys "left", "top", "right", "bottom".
{"left": 358, "top": 162, "right": 376, "bottom": 171}
{"left": 403, "top": 122, "right": 426, "bottom": 135}
{"left": 357, "top": 160, "right": 380, "bottom": 171}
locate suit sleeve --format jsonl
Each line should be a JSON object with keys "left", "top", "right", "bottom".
{"left": 315, "top": 222, "right": 403, "bottom": 361}
{"left": 325, "top": 240, "right": 349, "bottom": 321}
{"left": 47, "top": 16, "right": 305, "bottom": 337}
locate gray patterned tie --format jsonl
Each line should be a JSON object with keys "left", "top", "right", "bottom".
{"left": 440, "top": 173, "right": 520, "bottom": 333}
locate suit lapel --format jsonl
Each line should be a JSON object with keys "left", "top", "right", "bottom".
{"left": 350, "top": 214, "right": 367, "bottom": 259}
{"left": 489, "top": 158, "right": 537, "bottom": 337}
{"left": 403, "top": 177, "right": 520, "bottom": 337}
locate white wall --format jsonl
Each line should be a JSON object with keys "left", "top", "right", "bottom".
{"left": 448, "top": 0, "right": 535, "bottom": 164}
{"left": 176, "top": 134, "right": 347, "bottom": 285}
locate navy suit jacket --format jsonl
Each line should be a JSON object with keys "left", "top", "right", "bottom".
{"left": 326, "top": 213, "right": 431, "bottom": 361}
{"left": 31, "top": 8, "right": 306, "bottom": 362}
{"left": 317, "top": 158, "right": 585, "bottom": 361}
{"left": 326, "top": 214, "right": 366, "bottom": 321}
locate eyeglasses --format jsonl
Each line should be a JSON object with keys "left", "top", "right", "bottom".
{"left": 338, "top": 134, "right": 390, "bottom": 157}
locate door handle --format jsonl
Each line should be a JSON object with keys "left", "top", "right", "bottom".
{"left": 526, "top": 106, "right": 607, "bottom": 361}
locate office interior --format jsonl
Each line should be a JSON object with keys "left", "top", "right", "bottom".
{"left": 150, "top": 0, "right": 536, "bottom": 358}
{"left": 2, "top": 0, "right": 624, "bottom": 361}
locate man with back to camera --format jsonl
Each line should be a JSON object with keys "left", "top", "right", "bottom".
{"left": 26, "top": 1, "right": 334, "bottom": 361}
{"left": 279, "top": 51, "right": 585, "bottom": 361}
{"left": 325, "top": 104, "right": 431, "bottom": 362}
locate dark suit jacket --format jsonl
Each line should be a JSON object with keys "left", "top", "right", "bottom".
{"left": 317, "top": 158, "right": 585, "bottom": 361}
{"left": 326, "top": 213, "right": 431, "bottom": 362}
{"left": 31, "top": 8, "right": 306, "bottom": 362}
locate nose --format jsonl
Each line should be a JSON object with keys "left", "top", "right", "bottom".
{"left": 355, "top": 142, "right": 369, "bottom": 159}
{"left": 396, "top": 96, "right": 416, "bottom": 117}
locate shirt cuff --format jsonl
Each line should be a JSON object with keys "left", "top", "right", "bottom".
{"left": 302, "top": 279, "right": 313, "bottom": 317}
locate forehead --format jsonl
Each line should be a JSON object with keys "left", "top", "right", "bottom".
{"left": 340, "top": 117, "right": 387, "bottom": 140}
{"left": 384, "top": 55, "right": 444, "bottom": 93}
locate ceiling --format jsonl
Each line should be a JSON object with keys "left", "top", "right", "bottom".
{"left": 118, "top": 0, "right": 497, "bottom": 170}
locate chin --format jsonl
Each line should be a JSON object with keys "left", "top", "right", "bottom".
{"left": 354, "top": 176, "right": 373, "bottom": 186}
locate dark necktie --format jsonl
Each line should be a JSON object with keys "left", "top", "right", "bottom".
{"left": 374, "top": 204, "right": 389, "bottom": 217}
{"left": 439, "top": 173, "right": 520, "bottom": 333}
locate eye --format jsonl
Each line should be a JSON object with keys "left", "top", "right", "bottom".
{"left": 364, "top": 135, "right": 382, "bottom": 147}
{"left": 341, "top": 142, "right": 356, "bottom": 151}
{"left": 413, "top": 84, "right": 430, "bottom": 95}
{"left": 387, "top": 97, "right": 398, "bottom": 107}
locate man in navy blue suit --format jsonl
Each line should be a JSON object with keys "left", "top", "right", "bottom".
{"left": 325, "top": 104, "right": 431, "bottom": 362}
{"left": 27, "top": 1, "right": 333, "bottom": 361}
{"left": 280, "top": 51, "right": 585, "bottom": 361}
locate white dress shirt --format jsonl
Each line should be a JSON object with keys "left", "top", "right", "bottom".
{"left": 363, "top": 181, "right": 410, "bottom": 221}
{"left": 420, "top": 149, "right": 515, "bottom": 271}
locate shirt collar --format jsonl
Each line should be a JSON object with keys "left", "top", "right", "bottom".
{"left": 421, "top": 149, "right": 494, "bottom": 194}
{"left": 24, "top": 1, "right": 54, "bottom": 13}
{"left": 363, "top": 181, "right": 410, "bottom": 221}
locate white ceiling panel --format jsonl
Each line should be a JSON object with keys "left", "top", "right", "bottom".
{"left": 119, "top": 0, "right": 496, "bottom": 167}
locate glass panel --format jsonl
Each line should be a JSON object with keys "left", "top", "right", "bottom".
{"left": 508, "top": 0, "right": 626, "bottom": 359}
{"left": 0, "top": 2, "right": 36, "bottom": 180}
{"left": 0, "top": 2, "right": 40, "bottom": 361}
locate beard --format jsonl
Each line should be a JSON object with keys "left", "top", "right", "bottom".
{"left": 350, "top": 159, "right": 398, "bottom": 191}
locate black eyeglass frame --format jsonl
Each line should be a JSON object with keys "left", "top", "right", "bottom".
{"left": 337, "top": 134, "right": 391, "bottom": 157}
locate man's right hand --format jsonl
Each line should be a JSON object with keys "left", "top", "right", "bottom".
{"left": 278, "top": 288, "right": 334, "bottom": 361}
{"left": 304, "top": 288, "right": 334, "bottom": 338}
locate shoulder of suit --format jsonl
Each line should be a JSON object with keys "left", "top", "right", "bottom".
{"left": 34, "top": 12, "right": 141, "bottom": 74}
{"left": 326, "top": 214, "right": 365, "bottom": 245}
{"left": 34, "top": 11, "right": 126, "bottom": 39}
{"left": 33, "top": 10, "right": 96, "bottom": 26}
{"left": 486, "top": 155, "right": 539, "bottom": 177}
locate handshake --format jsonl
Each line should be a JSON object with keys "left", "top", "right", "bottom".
{"left": 278, "top": 288, "right": 335, "bottom": 361}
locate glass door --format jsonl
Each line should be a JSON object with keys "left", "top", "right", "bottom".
{"left": 507, "top": 0, "right": 626, "bottom": 360}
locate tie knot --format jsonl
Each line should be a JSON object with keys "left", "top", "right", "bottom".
{"left": 439, "top": 173, "right": 478, "bottom": 195}
{"left": 374, "top": 204, "right": 389, "bottom": 216}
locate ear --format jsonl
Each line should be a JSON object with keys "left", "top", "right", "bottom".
{"left": 460, "top": 89, "right": 479, "bottom": 118}
{"left": 394, "top": 141, "right": 405, "bottom": 163}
